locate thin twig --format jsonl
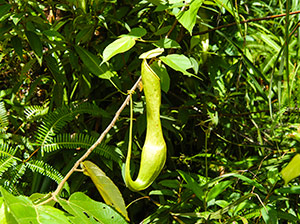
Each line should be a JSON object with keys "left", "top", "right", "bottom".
{"left": 194, "top": 10, "right": 300, "bottom": 36}
{"left": 38, "top": 76, "right": 142, "bottom": 206}
{"left": 165, "top": 4, "right": 187, "bottom": 39}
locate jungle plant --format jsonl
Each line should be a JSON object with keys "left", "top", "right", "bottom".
{"left": 1, "top": 0, "right": 300, "bottom": 223}
{"left": 125, "top": 57, "right": 167, "bottom": 192}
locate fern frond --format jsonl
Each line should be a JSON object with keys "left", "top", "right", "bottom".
{"left": 42, "top": 133, "right": 124, "bottom": 163}
{"left": 26, "top": 160, "right": 64, "bottom": 184}
{"left": 1, "top": 163, "right": 26, "bottom": 195}
{"left": 0, "top": 179, "right": 19, "bottom": 195}
{"left": 0, "top": 143, "right": 18, "bottom": 159}
{"left": 92, "top": 143, "right": 124, "bottom": 164}
{"left": 72, "top": 102, "right": 107, "bottom": 117}
{"left": 0, "top": 157, "right": 17, "bottom": 176}
{"left": 10, "top": 163, "right": 27, "bottom": 186}
{"left": 0, "top": 101, "right": 9, "bottom": 133}
{"left": 24, "top": 104, "right": 49, "bottom": 120}
{"left": 35, "top": 102, "right": 103, "bottom": 154}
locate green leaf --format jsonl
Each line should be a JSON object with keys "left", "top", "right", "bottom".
{"left": 153, "top": 38, "right": 181, "bottom": 49}
{"left": 206, "top": 180, "right": 233, "bottom": 203}
{"left": 139, "top": 48, "right": 164, "bottom": 59}
{"left": 0, "top": 197, "right": 7, "bottom": 224}
{"left": 11, "top": 36, "right": 23, "bottom": 58}
{"left": 214, "top": 0, "right": 234, "bottom": 16}
{"left": 176, "top": 0, "right": 204, "bottom": 35}
{"left": 174, "top": 193, "right": 256, "bottom": 220}
{"left": 42, "top": 30, "right": 65, "bottom": 42}
{"left": 219, "top": 173, "right": 267, "bottom": 194}
{"left": 275, "top": 185, "right": 300, "bottom": 194}
{"left": 209, "top": 193, "right": 255, "bottom": 219}
{"left": 277, "top": 210, "right": 300, "bottom": 222}
{"left": 261, "top": 206, "right": 278, "bottom": 224}
{"left": 160, "top": 54, "right": 197, "bottom": 77}
{"left": 177, "top": 170, "right": 204, "bottom": 201}
{"left": 75, "top": 46, "right": 114, "bottom": 79}
{"left": 102, "top": 36, "right": 136, "bottom": 63}
{"left": 81, "top": 160, "right": 129, "bottom": 221}
{"left": 281, "top": 154, "right": 300, "bottom": 185}
{"left": 0, "top": 3, "right": 11, "bottom": 20}
{"left": 150, "top": 60, "right": 170, "bottom": 93}
{"left": 204, "top": 172, "right": 267, "bottom": 194}
{"left": 0, "top": 187, "right": 70, "bottom": 224}
{"left": 45, "top": 55, "right": 67, "bottom": 84}
{"left": 25, "top": 31, "right": 43, "bottom": 58}
{"left": 126, "top": 27, "right": 147, "bottom": 38}
{"left": 57, "top": 192, "right": 128, "bottom": 224}
{"left": 149, "top": 189, "right": 175, "bottom": 197}
{"left": 75, "top": 26, "right": 94, "bottom": 44}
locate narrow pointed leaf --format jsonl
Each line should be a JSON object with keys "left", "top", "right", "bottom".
{"left": 11, "top": 36, "right": 23, "bottom": 58}
{"left": 178, "top": 170, "right": 204, "bottom": 200}
{"left": 75, "top": 46, "right": 113, "bottom": 79}
{"left": 81, "top": 161, "right": 129, "bottom": 221}
{"left": 139, "top": 48, "right": 164, "bottom": 59}
{"left": 25, "top": 31, "right": 43, "bottom": 58}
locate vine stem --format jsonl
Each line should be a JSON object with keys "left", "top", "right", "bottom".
{"left": 194, "top": 10, "right": 300, "bottom": 36}
{"left": 38, "top": 76, "right": 142, "bottom": 206}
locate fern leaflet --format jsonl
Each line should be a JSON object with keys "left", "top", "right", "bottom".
{"left": 24, "top": 104, "right": 49, "bottom": 120}
{"left": 42, "top": 133, "right": 124, "bottom": 163}
{"left": 0, "top": 143, "right": 18, "bottom": 159}
{"left": 26, "top": 160, "right": 64, "bottom": 184}
{"left": 0, "top": 157, "right": 16, "bottom": 176}
{"left": 35, "top": 103, "right": 104, "bottom": 154}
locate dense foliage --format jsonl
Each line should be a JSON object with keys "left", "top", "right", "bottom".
{"left": 1, "top": 0, "right": 300, "bottom": 223}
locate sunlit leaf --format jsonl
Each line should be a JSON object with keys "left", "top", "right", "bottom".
{"left": 214, "top": 0, "right": 234, "bottom": 16}
{"left": 139, "top": 48, "right": 164, "bottom": 59}
{"left": 81, "top": 161, "right": 129, "bottom": 221}
{"left": 0, "top": 197, "right": 7, "bottom": 224}
{"left": 102, "top": 36, "right": 136, "bottom": 63}
{"left": 153, "top": 38, "right": 181, "bottom": 49}
{"left": 0, "top": 187, "right": 70, "bottom": 224}
{"left": 206, "top": 180, "right": 233, "bottom": 203}
{"left": 160, "top": 54, "right": 198, "bottom": 78}
{"left": 126, "top": 27, "right": 147, "bottom": 38}
{"left": 281, "top": 154, "right": 300, "bottom": 185}
{"left": 57, "top": 192, "right": 128, "bottom": 224}
{"left": 176, "top": 0, "right": 204, "bottom": 35}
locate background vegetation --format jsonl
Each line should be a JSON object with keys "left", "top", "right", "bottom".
{"left": 1, "top": 0, "right": 300, "bottom": 223}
